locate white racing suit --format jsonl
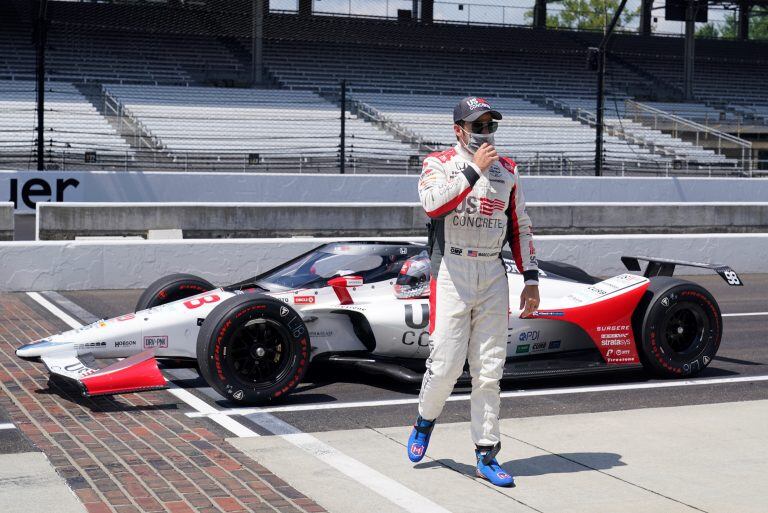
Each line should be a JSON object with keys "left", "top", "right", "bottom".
{"left": 417, "top": 143, "right": 538, "bottom": 446}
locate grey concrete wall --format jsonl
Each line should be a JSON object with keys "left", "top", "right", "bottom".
{"left": 0, "top": 202, "right": 13, "bottom": 240}
{"left": 37, "top": 202, "right": 429, "bottom": 240}
{"left": 6, "top": 170, "right": 768, "bottom": 213}
{"left": 0, "top": 234, "right": 765, "bottom": 291}
{"left": 37, "top": 202, "right": 768, "bottom": 240}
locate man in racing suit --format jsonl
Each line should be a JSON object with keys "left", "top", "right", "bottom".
{"left": 406, "top": 97, "right": 539, "bottom": 487}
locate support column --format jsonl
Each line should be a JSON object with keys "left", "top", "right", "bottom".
{"left": 299, "top": 0, "right": 311, "bottom": 17}
{"left": 533, "top": 0, "right": 546, "bottom": 28}
{"left": 639, "top": 0, "right": 652, "bottom": 36}
{"left": 738, "top": 1, "right": 750, "bottom": 40}
{"left": 422, "top": 0, "right": 434, "bottom": 24}
{"left": 683, "top": 0, "right": 695, "bottom": 100}
{"left": 252, "top": 0, "right": 264, "bottom": 86}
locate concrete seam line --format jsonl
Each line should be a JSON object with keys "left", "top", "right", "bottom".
{"left": 722, "top": 312, "right": 768, "bottom": 317}
{"left": 188, "top": 374, "right": 768, "bottom": 418}
{"left": 32, "top": 290, "right": 452, "bottom": 513}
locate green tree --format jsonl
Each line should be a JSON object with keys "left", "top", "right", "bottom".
{"left": 697, "top": 7, "right": 768, "bottom": 40}
{"left": 526, "top": 0, "right": 639, "bottom": 32}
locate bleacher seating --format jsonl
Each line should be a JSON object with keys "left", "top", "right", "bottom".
{"left": 0, "top": 0, "right": 763, "bottom": 175}
{"left": 102, "top": 85, "right": 418, "bottom": 172}
{"left": 351, "top": 93, "right": 672, "bottom": 174}
{"left": 0, "top": 80, "right": 132, "bottom": 168}
{"left": 558, "top": 98, "right": 736, "bottom": 166}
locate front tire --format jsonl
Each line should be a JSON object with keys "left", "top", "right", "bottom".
{"left": 633, "top": 277, "right": 722, "bottom": 378}
{"left": 135, "top": 273, "right": 214, "bottom": 311}
{"left": 196, "top": 295, "right": 310, "bottom": 404}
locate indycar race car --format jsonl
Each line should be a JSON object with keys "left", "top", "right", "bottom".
{"left": 17, "top": 241, "right": 742, "bottom": 404}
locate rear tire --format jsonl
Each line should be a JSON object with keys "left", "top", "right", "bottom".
{"left": 135, "top": 273, "right": 214, "bottom": 311}
{"left": 633, "top": 277, "right": 722, "bottom": 378}
{"left": 196, "top": 294, "right": 310, "bottom": 404}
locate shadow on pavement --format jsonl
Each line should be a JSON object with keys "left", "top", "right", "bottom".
{"left": 416, "top": 451, "right": 626, "bottom": 478}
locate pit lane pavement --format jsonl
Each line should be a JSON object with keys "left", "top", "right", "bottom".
{"left": 6, "top": 273, "right": 768, "bottom": 512}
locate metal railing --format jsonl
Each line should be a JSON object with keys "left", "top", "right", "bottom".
{"left": 625, "top": 99, "right": 753, "bottom": 175}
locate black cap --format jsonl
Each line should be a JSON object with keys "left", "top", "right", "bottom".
{"left": 453, "top": 97, "right": 503, "bottom": 123}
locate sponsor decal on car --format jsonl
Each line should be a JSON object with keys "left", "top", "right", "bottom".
{"left": 294, "top": 296, "right": 315, "bottom": 304}
{"left": 531, "top": 342, "right": 546, "bottom": 352}
{"left": 516, "top": 344, "right": 530, "bottom": 354}
{"left": 143, "top": 335, "right": 168, "bottom": 349}
{"left": 533, "top": 311, "right": 564, "bottom": 317}
{"left": 280, "top": 306, "right": 289, "bottom": 317}
{"left": 548, "top": 340, "right": 561, "bottom": 350}
{"left": 116, "top": 313, "right": 135, "bottom": 322}
{"left": 518, "top": 330, "right": 540, "bottom": 342}
{"left": 114, "top": 340, "right": 137, "bottom": 348}
{"left": 74, "top": 341, "right": 106, "bottom": 350}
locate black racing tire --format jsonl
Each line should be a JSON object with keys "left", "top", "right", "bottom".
{"left": 196, "top": 294, "right": 310, "bottom": 404}
{"left": 135, "top": 273, "right": 215, "bottom": 311}
{"left": 632, "top": 277, "right": 722, "bottom": 378}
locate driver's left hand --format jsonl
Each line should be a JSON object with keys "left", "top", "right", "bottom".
{"left": 520, "top": 284, "right": 540, "bottom": 318}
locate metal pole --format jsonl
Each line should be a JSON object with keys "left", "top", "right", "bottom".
{"left": 594, "top": 0, "right": 629, "bottom": 177}
{"left": 340, "top": 80, "right": 346, "bottom": 174}
{"left": 595, "top": 49, "right": 605, "bottom": 176}
{"left": 683, "top": 0, "right": 695, "bottom": 100}
{"left": 35, "top": 0, "right": 49, "bottom": 171}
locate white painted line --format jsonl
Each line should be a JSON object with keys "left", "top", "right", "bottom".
{"left": 34, "top": 292, "right": 450, "bottom": 513}
{"left": 165, "top": 385, "right": 260, "bottom": 438}
{"left": 722, "top": 312, "right": 768, "bottom": 317}
{"left": 26, "top": 292, "right": 82, "bottom": 329}
{"left": 282, "top": 431, "right": 452, "bottom": 513}
{"left": 189, "top": 374, "right": 768, "bottom": 418}
{"left": 0, "top": 423, "right": 15, "bottom": 430}
{"left": 26, "top": 291, "right": 259, "bottom": 438}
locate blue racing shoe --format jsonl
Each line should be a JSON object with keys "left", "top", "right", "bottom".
{"left": 407, "top": 416, "right": 435, "bottom": 462}
{"left": 475, "top": 443, "right": 515, "bottom": 487}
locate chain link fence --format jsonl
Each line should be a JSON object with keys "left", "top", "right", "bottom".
{"left": 0, "top": 0, "right": 765, "bottom": 176}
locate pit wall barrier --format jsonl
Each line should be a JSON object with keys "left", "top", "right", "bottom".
{"left": 0, "top": 202, "right": 12, "bottom": 240}
{"left": 36, "top": 202, "right": 768, "bottom": 240}
{"left": 0, "top": 234, "right": 765, "bottom": 292}
{"left": 5, "top": 170, "right": 768, "bottom": 212}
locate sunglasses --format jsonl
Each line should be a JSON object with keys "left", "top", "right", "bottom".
{"left": 462, "top": 121, "right": 499, "bottom": 134}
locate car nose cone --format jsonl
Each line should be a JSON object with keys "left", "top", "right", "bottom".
{"left": 16, "top": 340, "right": 58, "bottom": 358}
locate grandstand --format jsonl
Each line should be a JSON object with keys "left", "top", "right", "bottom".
{"left": 103, "top": 85, "right": 417, "bottom": 172}
{"left": 0, "top": 0, "right": 766, "bottom": 175}
{"left": 0, "top": 80, "right": 132, "bottom": 169}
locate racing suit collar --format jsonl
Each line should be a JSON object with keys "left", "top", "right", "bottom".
{"left": 455, "top": 142, "right": 473, "bottom": 161}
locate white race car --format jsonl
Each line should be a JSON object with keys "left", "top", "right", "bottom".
{"left": 17, "top": 241, "right": 741, "bottom": 404}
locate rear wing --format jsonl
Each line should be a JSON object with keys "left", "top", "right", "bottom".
{"left": 621, "top": 256, "right": 743, "bottom": 286}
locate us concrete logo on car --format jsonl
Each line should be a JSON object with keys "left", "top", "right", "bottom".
{"left": 143, "top": 335, "right": 168, "bottom": 349}
{"left": 280, "top": 306, "right": 289, "bottom": 317}
{"left": 233, "top": 390, "right": 244, "bottom": 400}
{"left": 661, "top": 296, "right": 670, "bottom": 307}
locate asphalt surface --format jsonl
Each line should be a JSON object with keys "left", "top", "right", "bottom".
{"left": 48, "top": 273, "right": 768, "bottom": 435}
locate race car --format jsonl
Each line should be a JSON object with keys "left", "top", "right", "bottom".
{"left": 16, "top": 241, "right": 742, "bottom": 404}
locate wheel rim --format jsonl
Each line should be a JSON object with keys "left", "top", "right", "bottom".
{"left": 660, "top": 302, "right": 709, "bottom": 358}
{"left": 227, "top": 318, "right": 294, "bottom": 389}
